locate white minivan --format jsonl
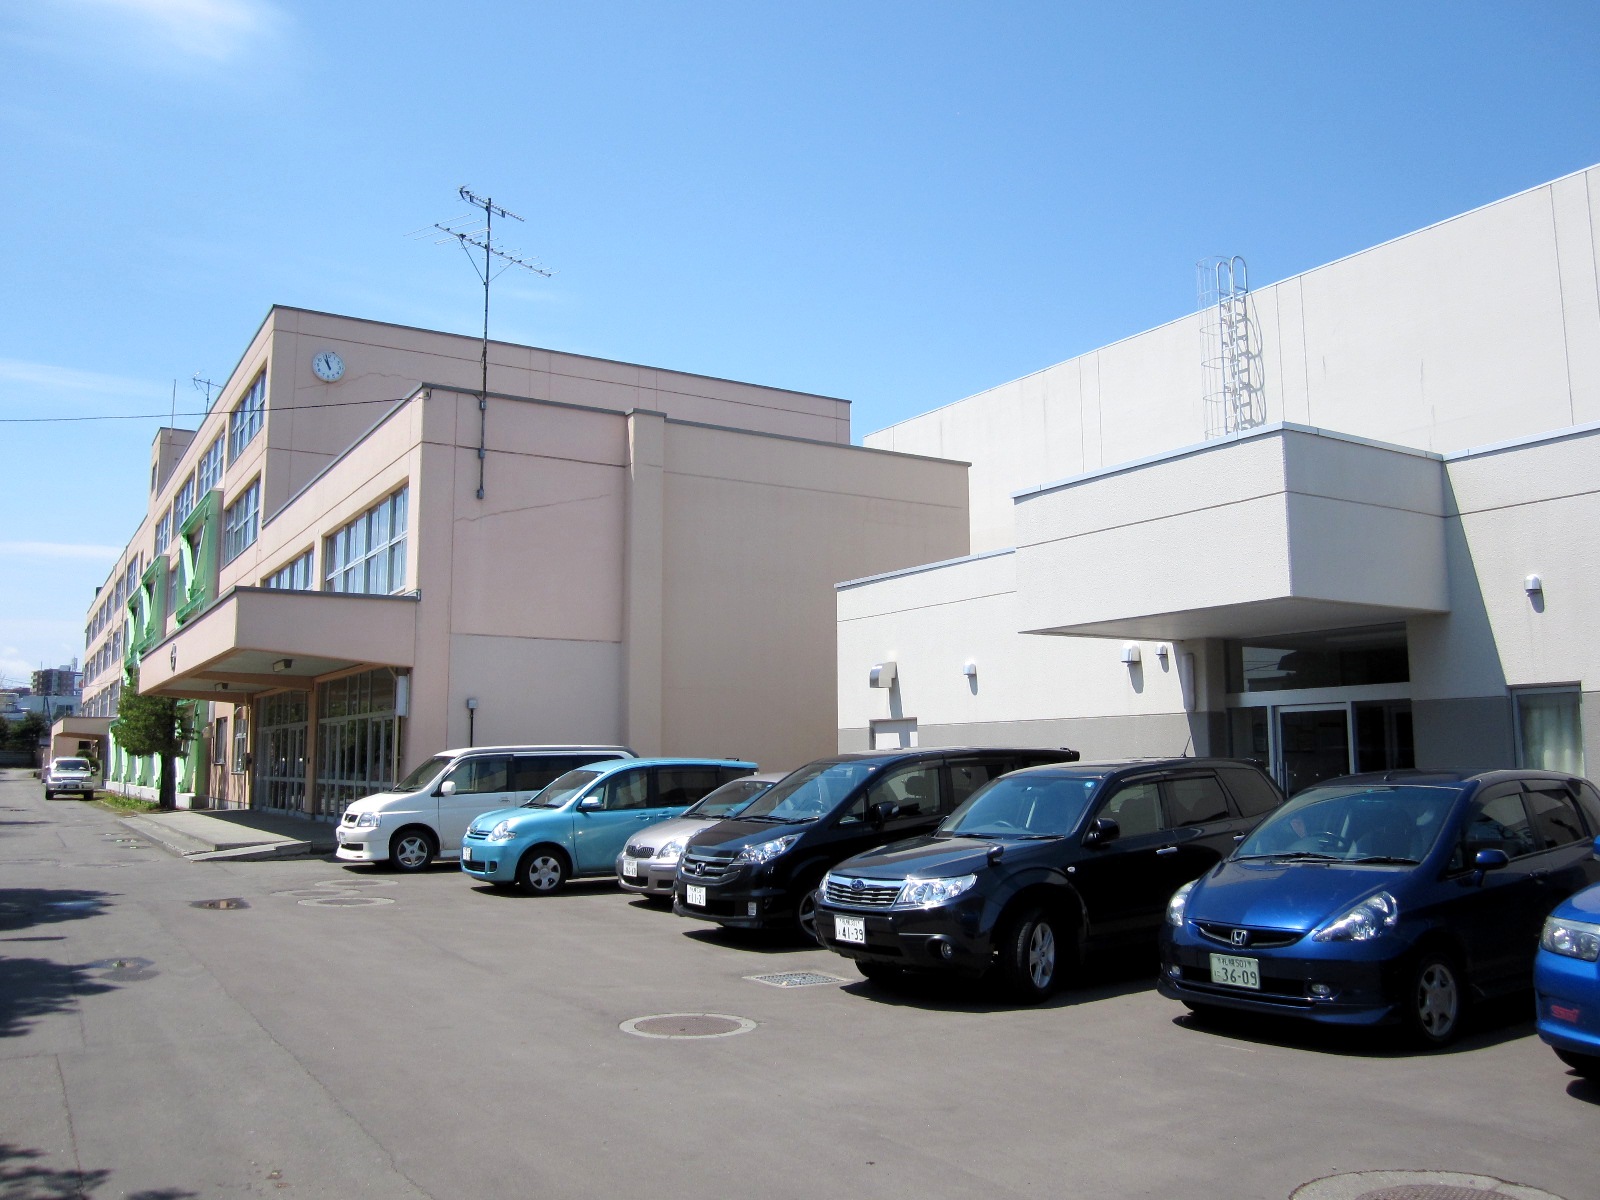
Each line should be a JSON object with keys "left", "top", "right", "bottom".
{"left": 335, "top": 745, "right": 634, "bottom": 872}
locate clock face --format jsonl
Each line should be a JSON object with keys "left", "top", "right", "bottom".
{"left": 312, "top": 350, "right": 345, "bottom": 382}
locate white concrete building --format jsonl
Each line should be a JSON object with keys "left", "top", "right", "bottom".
{"left": 840, "top": 163, "right": 1600, "bottom": 794}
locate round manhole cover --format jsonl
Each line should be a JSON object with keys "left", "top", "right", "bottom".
{"left": 315, "top": 878, "right": 394, "bottom": 888}
{"left": 620, "top": 1013, "right": 756, "bottom": 1039}
{"left": 297, "top": 895, "right": 396, "bottom": 908}
{"left": 1293, "top": 1172, "right": 1567, "bottom": 1200}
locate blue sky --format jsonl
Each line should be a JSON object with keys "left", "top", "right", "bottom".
{"left": 2, "top": 0, "right": 1599, "bottom": 689}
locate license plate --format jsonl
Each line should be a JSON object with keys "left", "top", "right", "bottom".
{"left": 686, "top": 885, "right": 707, "bottom": 907}
{"left": 835, "top": 915, "right": 866, "bottom": 945}
{"left": 1209, "top": 953, "right": 1260, "bottom": 990}
{"left": 622, "top": 858, "right": 639, "bottom": 878}
{"left": 461, "top": 850, "right": 475, "bottom": 863}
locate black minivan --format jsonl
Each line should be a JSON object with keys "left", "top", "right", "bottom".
{"left": 672, "top": 747, "right": 1081, "bottom": 939}
{"left": 812, "top": 758, "right": 1283, "bottom": 1000}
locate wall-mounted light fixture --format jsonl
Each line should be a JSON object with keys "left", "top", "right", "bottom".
{"left": 1120, "top": 644, "right": 1142, "bottom": 665}
{"left": 869, "top": 662, "right": 898, "bottom": 689}
{"left": 1154, "top": 645, "right": 1170, "bottom": 666}
{"left": 465, "top": 696, "right": 478, "bottom": 747}
{"left": 272, "top": 658, "right": 293, "bottom": 673}
{"left": 962, "top": 661, "right": 978, "bottom": 680}
{"left": 1525, "top": 574, "right": 1543, "bottom": 595}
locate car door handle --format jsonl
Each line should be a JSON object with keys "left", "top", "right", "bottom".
{"left": 1232, "top": 834, "right": 1246, "bottom": 841}
{"left": 1155, "top": 846, "right": 1179, "bottom": 856}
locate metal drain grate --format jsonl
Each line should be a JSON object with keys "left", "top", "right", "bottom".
{"left": 191, "top": 897, "right": 249, "bottom": 910}
{"left": 745, "top": 971, "right": 848, "bottom": 988}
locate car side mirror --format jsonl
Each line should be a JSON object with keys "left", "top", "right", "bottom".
{"left": 1593, "top": 834, "right": 1600, "bottom": 859}
{"left": 577, "top": 796, "right": 602, "bottom": 812}
{"left": 1470, "top": 847, "right": 1509, "bottom": 885}
{"left": 867, "top": 800, "right": 897, "bottom": 828}
{"left": 1084, "top": 816, "right": 1120, "bottom": 847}
{"left": 438, "top": 780, "right": 456, "bottom": 797}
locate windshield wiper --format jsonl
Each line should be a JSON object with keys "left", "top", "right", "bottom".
{"left": 746, "top": 814, "right": 808, "bottom": 824}
{"left": 1233, "top": 852, "right": 1339, "bottom": 862}
{"left": 1348, "top": 855, "right": 1419, "bottom": 865}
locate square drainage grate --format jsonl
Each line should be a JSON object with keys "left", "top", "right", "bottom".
{"left": 745, "top": 971, "right": 848, "bottom": 989}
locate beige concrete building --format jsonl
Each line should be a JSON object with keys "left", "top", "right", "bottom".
{"left": 85, "top": 307, "right": 967, "bottom": 813}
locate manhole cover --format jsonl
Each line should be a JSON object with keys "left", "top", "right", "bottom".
{"left": 297, "top": 895, "right": 395, "bottom": 907}
{"left": 1293, "top": 1172, "right": 1567, "bottom": 1200}
{"left": 191, "top": 898, "right": 249, "bottom": 910}
{"left": 745, "top": 971, "right": 848, "bottom": 988}
{"left": 85, "top": 957, "right": 158, "bottom": 982}
{"left": 620, "top": 1013, "right": 757, "bottom": 1039}
{"left": 314, "top": 878, "right": 394, "bottom": 888}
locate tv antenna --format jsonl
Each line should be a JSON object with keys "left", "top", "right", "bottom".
{"left": 415, "top": 187, "right": 552, "bottom": 499}
{"left": 192, "top": 374, "right": 223, "bottom": 406}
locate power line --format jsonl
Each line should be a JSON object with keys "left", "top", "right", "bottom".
{"left": 0, "top": 395, "right": 420, "bottom": 424}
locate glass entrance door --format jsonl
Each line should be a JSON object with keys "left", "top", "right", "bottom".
{"left": 1277, "top": 706, "right": 1352, "bottom": 797}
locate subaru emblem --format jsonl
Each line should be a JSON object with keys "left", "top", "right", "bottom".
{"left": 850, "top": 878, "right": 864, "bottom": 892}
{"left": 1230, "top": 928, "right": 1250, "bottom": 948}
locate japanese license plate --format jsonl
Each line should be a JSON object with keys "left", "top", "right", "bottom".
{"left": 686, "top": 885, "right": 707, "bottom": 907}
{"left": 621, "top": 858, "right": 638, "bottom": 878}
{"left": 461, "top": 850, "right": 475, "bottom": 863}
{"left": 1209, "top": 953, "right": 1260, "bottom": 990}
{"left": 835, "top": 915, "right": 866, "bottom": 945}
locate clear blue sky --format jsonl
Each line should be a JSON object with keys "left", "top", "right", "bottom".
{"left": 3, "top": 0, "right": 1599, "bottom": 689}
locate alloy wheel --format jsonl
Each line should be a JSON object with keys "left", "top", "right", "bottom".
{"left": 1415, "top": 960, "right": 1459, "bottom": 1039}
{"left": 1027, "top": 921, "right": 1056, "bottom": 989}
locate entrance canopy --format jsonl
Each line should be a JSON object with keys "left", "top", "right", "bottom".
{"left": 1011, "top": 424, "right": 1450, "bottom": 642}
{"left": 138, "top": 587, "right": 418, "bottom": 700}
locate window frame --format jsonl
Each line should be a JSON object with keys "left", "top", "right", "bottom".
{"left": 228, "top": 371, "right": 267, "bottom": 462}
{"left": 322, "top": 486, "right": 409, "bottom": 595}
{"left": 1512, "top": 685, "right": 1584, "bottom": 774}
{"left": 222, "top": 478, "right": 262, "bottom": 565}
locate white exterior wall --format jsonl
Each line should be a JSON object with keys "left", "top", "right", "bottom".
{"left": 868, "top": 164, "right": 1600, "bottom": 552}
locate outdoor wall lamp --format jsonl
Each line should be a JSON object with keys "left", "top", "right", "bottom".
{"left": 465, "top": 696, "right": 478, "bottom": 747}
{"left": 273, "top": 658, "right": 293, "bottom": 672}
{"left": 962, "top": 661, "right": 978, "bottom": 680}
{"left": 869, "top": 662, "right": 897, "bottom": 689}
{"left": 1525, "top": 574, "right": 1543, "bottom": 594}
{"left": 1121, "top": 644, "right": 1142, "bottom": 665}
{"left": 1155, "top": 644, "right": 1170, "bottom": 665}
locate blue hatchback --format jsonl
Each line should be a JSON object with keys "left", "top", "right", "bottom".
{"left": 461, "top": 758, "right": 757, "bottom": 893}
{"left": 1158, "top": 770, "right": 1600, "bottom": 1045}
{"left": 1534, "top": 877, "right": 1600, "bottom": 1079}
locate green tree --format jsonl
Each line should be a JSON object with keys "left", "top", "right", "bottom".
{"left": 9, "top": 711, "right": 47, "bottom": 754}
{"left": 111, "top": 670, "right": 190, "bottom": 808}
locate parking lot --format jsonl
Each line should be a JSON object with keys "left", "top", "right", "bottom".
{"left": 1, "top": 769, "right": 1595, "bottom": 1200}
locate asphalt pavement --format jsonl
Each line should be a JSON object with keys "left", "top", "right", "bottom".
{"left": 1, "top": 768, "right": 1596, "bottom": 1200}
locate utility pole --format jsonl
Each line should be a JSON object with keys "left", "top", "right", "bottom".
{"left": 422, "top": 188, "right": 551, "bottom": 500}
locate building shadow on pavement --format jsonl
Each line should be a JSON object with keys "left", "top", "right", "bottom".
{"left": 0, "top": 887, "right": 118, "bottom": 1039}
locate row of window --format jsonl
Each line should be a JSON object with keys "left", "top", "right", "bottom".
{"left": 262, "top": 487, "right": 409, "bottom": 596}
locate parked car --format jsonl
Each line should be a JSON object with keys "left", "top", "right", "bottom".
{"left": 1158, "top": 769, "right": 1600, "bottom": 1045}
{"left": 462, "top": 758, "right": 758, "bottom": 893}
{"left": 814, "top": 758, "right": 1283, "bottom": 1000}
{"left": 617, "top": 772, "right": 783, "bottom": 900}
{"left": 1535, "top": 873, "right": 1600, "bottom": 1079}
{"left": 43, "top": 756, "right": 99, "bottom": 800}
{"left": 674, "top": 747, "right": 1081, "bottom": 940}
{"left": 336, "top": 745, "right": 635, "bottom": 872}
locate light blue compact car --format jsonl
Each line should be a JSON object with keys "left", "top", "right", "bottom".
{"left": 461, "top": 757, "right": 757, "bottom": 894}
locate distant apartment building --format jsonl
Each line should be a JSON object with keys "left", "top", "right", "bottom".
{"left": 840, "top": 163, "right": 1600, "bottom": 795}
{"left": 84, "top": 307, "right": 967, "bottom": 811}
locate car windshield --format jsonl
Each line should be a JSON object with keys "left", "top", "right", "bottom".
{"left": 1236, "top": 784, "right": 1457, "bottom": 864}
{"left": 737, "top": 761, "right": 879, "bottom": 823}
{"left": 395, "top": 755, "right": 451, "bottom": 793}
{"left": 940, "top": 772, "right": 1106, "bottom": 838}
{"left": 526, "top": 769, "right": 602, "bottom": 808}
{"left": 684, "top": 779, "right": 772, "bottom": 820}
{"left": 54, "top": 759, "right": 90, "bottom": 771}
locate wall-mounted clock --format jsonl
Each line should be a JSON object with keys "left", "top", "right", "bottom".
{"left": 312, "top": 350, "right": 345, "bottom": 382}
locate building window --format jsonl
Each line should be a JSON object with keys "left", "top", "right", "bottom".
{"left": 197, "top": 435, "right": 225, "bottom": 496}
{"left": 229, "top": 372, "right": 266, "bottom": 462}
{"left": 232, "top": 708, "right": 250, "bottom": 773}
{"left": 323, "top": 487, "right": 408, "bottom": 595}
{"left": 264, "top": 550, "right": 314, "bottom": 591}
{"left": 315, "top": 669, "right": 400, "bottom": 816}
{"left": 213, "top": 717, "right": 228, "bottom": 765}
{"left": 1225, "top": 624, "right": 1410, "bottom": 694}
{"left": 222, "top": 479, "right": 261, "bottom": 564}
{"left": 173, "top": 472, "right": 197, "bottom": 528}
{"left": 1514, "top": 687, "right": 1584, "bottom": 774}
{"left": 165, "top": 555, "right": 180, "bottom": 618}
{"left": 154, "top": 507, "right": 173, "bottom": 554}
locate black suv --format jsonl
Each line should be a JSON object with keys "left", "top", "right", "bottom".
{"left": 673, "top": 747, "right": 1081, "bottom": 939}
{"left": 813, "top": 758, "right": 1283, "bottom": 1000}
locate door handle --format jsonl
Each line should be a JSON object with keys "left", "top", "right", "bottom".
{"left": 1156, "top": 846, "right": 1178, "bottom": 856}
{"left": 1232, "top": 834, "right": 1246, "bottom": 841}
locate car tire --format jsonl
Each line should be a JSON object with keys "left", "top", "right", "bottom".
{"left": 388, "top": 828, "right": 436, "bottom": 873}
{"left": 1554, "top": 1048, "right": 1600, "bottom": 1079}
{"left": 795, "top": 885, "right": 823, "bottom": 945}
{"left": 1405, "top": 950, "right": 1466, "bottom": 1046}
{"left": 999, "top": 907, "right": 1066, "bottom": 1003}
{"left": 43, "top": 790, "right": 54, "bottom": 801}
{"left": 517, "top": 847, "right": 570, "bottom": 894}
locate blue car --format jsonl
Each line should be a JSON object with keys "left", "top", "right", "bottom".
{"left": 1535, "top": 876, "right": 1600, "bottom": 1079}
{"left": 1158, "top": 769, "right": 1600, "bottom": 1045}
{"left": 461, "top": 758, "right": 757, "bottom": 893}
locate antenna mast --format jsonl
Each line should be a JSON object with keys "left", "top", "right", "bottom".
{"left": 422, "top": 187, "right": 551, "bottom": 500}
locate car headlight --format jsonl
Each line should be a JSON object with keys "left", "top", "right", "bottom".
{"left": 1542, "top": 914, "right": 1600, "bottom": 962}
{"left": 1313, "top": 891, "right": 1399, "bottom": 942}
{"left": 734, "top": 834, "right": 800, "bottom": 865}
{"left": 1167, "top": 880, "right": 1195, "bottom": 928}
{"left": 355, "top": 812, "right": 379, "bottom": 829}
{"left": 488, "top": 820, "right": 517, "bottom": 842}
{"left": 896, "top": 874, "right": 977, "bottom": 908}
{"left": 656, "top": 839, "right": 685, "bottom": 861}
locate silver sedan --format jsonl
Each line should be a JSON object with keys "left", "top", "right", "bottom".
{"left": 616, "top": 773, "right": 783, "bottom": 899}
